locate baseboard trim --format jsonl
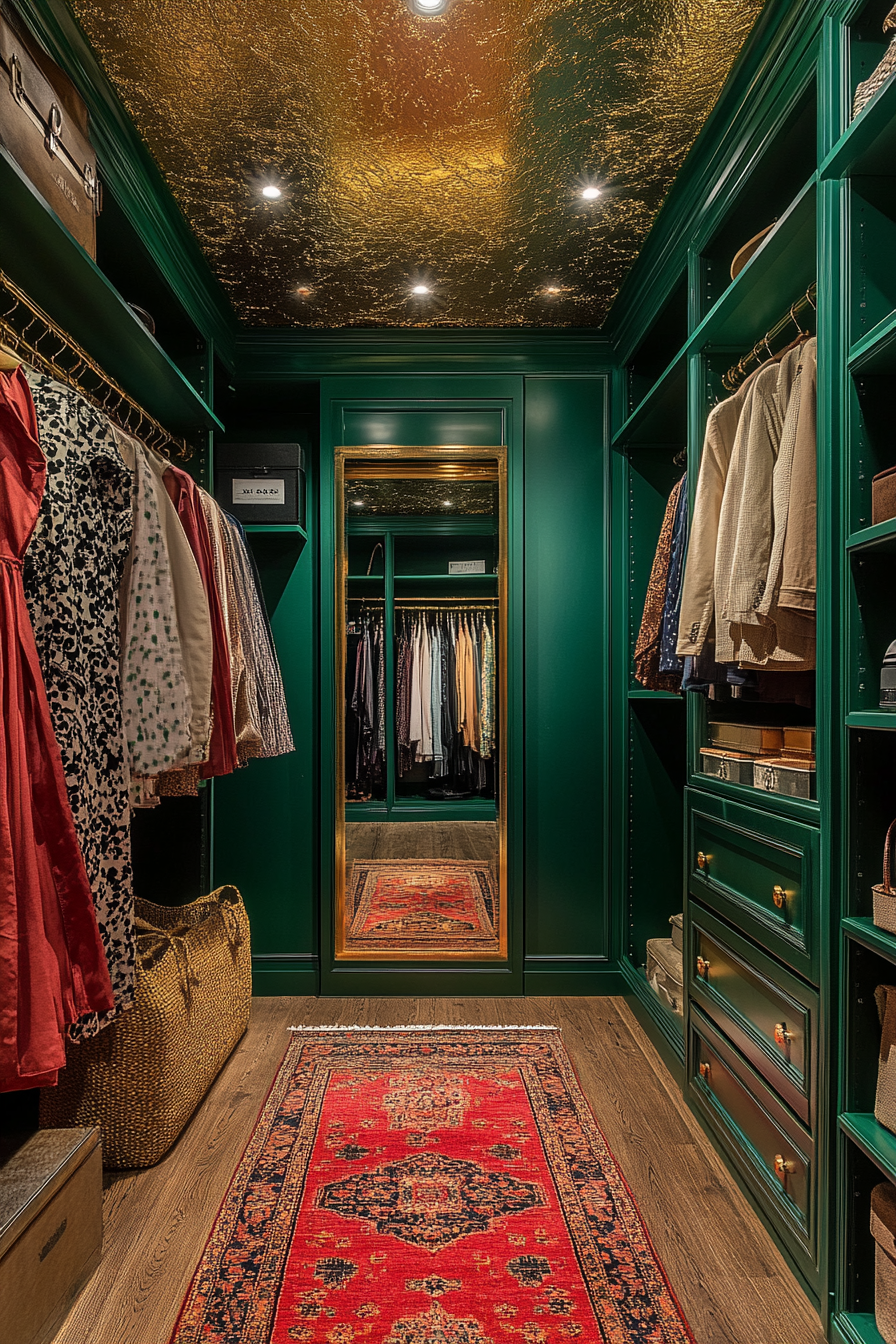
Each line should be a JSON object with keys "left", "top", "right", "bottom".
{"left": 252, "top": 957, "right": 319, "bottom": 996}
{"left": 523, "top": 961, "right": 625, "bottom": 996}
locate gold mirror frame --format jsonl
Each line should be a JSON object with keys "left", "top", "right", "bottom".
{"left": 335, "top": 444, "right": 508, "bottom": 961}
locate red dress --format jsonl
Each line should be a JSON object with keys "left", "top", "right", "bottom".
{"left": 163, "top": 466, "right": 238, "bottom": 778}
{"left": 0, "top": 368, "right": 113, "bottom": 1090}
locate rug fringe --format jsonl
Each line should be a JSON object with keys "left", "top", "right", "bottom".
{"left": 288, "top": 1023, "right": 559, "bottom": 1033}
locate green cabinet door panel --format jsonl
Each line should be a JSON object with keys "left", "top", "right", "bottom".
{"left": 523, "top": 375, "right": 610, "bottom": 970}
{"left": 212, "top": 527, "right": 319, "bottom": 989}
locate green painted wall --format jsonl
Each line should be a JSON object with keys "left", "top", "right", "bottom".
{"left": 522, "top": 376, "right": 614, "bottom": 992}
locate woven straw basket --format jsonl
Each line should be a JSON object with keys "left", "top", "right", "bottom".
{"left": 40, "top": 886, "right": 251, "bottom": 1168}
{"left": 877, "top": 985, "right": 896, "bottom": 1138}
{"left": 874, "top": 820, "right": 896, "bottom": 935}
{"left": 853, "top": 5, "right": 896, "bottom": 119}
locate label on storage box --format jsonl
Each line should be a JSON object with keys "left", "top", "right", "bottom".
{"left": 448, "top": 560, "right": 486, "bottom": 574}
{"left": 232, "top": 478, "right": 285, "bottom": 506}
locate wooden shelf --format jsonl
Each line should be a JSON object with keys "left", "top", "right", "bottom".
{"left": 393, "top": 573, "right": 497, "bottom": 581}
{"left": 847, "top": 712, "right": 896, "bottom": 732}
{"left": 847, "top": 517, "right": 896, "bottom": 554}
{"left": 841, "top": 1113, "right": 896, "bottom": 1186}
{"left": 692, "top": 176, "right": 817, "bottom": 351}
{"left": 0, "top": 148, "right": 222, "bottom": 435}
{"left": 612, "top": 353, "right": 687, "bottom": 449}
{"left": 850, "top": 308, "right": 896, "bottom": 375}
{"left": 628, "top": 688, "right": 682, "bottom": 701}
{"left": 822, "top": 77, "right": 896, "bottom": 180}
{"left": 832, "top": 1314, "right": 886, "bottom": 1344}
{"left": 843, "top": 917, "right": 896, "bottom": 966}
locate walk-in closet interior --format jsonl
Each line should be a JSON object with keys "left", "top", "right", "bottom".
{"left": 2, "top": 1, "right": 896, "bottom": 1342}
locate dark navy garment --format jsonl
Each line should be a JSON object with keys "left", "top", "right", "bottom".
{"left": 658, "top": 473, "right": 688, "bottom": 675}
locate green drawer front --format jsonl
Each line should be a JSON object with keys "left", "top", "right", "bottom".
{"left": 690, "top": 905, "right": 816, "bottom": 1124}
{"left": 691, "top": 1009, "right": 814, "bottom": 1257}
{"left": 687, "top": 790, "right": 817, "bottom": 978}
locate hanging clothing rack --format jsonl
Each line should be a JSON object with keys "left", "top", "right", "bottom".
{"left": 0, "top": 268, "right": 192, "bottom": 459}
{"left": 722, "top": 281, "right": 817, "bottom": 392}
{"left": 348, "top": 596, "right": 498, "bottom": 607}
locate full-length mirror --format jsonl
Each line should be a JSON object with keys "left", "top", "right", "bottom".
{"left": 335, "top": 447, "right": 507, "bottom": 960}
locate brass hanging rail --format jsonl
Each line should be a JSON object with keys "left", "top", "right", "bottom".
{"left": 722, "top": 281, "right": 817, "bottom": 392}
{"left": 0, "top": 269, "right": 191, "bottom": 459}
{"left": 348, "top": 596, "right": 498, "bottom": 608}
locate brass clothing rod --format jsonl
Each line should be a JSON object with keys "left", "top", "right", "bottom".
{"left": 0, "top": 268, "right": 191, "bottom": 459}
{"left": 722, "top": 281, "right": 817, "bottom": 392}
{"left": 347, "top": 596, "right": 498, "bottom": 606}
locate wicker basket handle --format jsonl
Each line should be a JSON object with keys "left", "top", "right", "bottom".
{"left": 884, "top": 819, "right": 896, "bottom": 895}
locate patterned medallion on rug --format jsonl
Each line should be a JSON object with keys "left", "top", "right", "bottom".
{"left": 170, "top": 1028, "right": 695, "bottom": 1344}
{"left": 346, "top": 861, "right": 498, "bottom": 952}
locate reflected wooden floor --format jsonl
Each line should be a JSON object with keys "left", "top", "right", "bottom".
{"left": 345, "top": 819, "right": 497, "bottom": 862}
{"left": 51, "top": 997, "right": 825, "bottom": 1344}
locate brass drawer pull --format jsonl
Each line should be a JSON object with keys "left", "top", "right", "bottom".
{"left": 696, "top": 956, "right": 710, "bottom": 978}
{"left": 699, "top": 1062, "right": 711, "bottom": 1082}
{"left": 696, "top": 851, "right": 708, "bottom": 871}
{"left": 773, "top": 885, "right": 786, "bottom": 908}
{"left": 774, "top": 1154, "right": 795, "bottom": 1180}
{"left": 774, "top": 1023, "right": 794, "bottom": 1048}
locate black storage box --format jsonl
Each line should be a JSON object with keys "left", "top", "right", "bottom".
{"left": 214, "top": 443, "right": 305, "bottom": 526}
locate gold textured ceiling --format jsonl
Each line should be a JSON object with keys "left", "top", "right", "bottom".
{"left": 70, "top": 0, "right": 764, "bottom": 328}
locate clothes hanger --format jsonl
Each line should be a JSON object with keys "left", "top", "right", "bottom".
{"left": 0, "top": 339, "right": 21, "bottom": 371}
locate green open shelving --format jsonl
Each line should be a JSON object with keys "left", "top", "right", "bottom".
{"left": 0, "top": 147, "right": 222, "bottom": 435}
{"left": 846, "top": 713, "right": 896, "bottom": 732}
{"left": 849, "top": 308, "right": 896, "bottom": 375}
{"left": 612, "top": 353, "right": 687, "bottom": 448}
{"left": 840, "top": 1114, "right": 896, "bottom": 1186}
{"left": 693, "top": 176, "right": 818, "bottom": 352}
{"left": 846, "top": 518, "right": 896, "bottom": 554}
{"left": 832, "top": 1314, "right": 886, "bottom": 1344}
{"left": 821, "top": 77, "right": 896, "bottom": 180}
{"left": 844, "top": 917, "right": 896, "bottom": 967}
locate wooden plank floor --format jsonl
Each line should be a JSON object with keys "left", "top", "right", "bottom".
{"left": 50, "top": 997, "right": 825, "bottom": 1344}
{"left": 346, "top": 819, "right": 497, "bottom": 862}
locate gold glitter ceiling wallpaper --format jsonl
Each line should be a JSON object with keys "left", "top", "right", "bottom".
{"left": 69, "top": 0, "right": 765, "bottom": 328}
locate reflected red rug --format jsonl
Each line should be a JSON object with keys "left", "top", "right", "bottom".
{"left": 346, "top": 861, "right": 498, "bottom": 952}
{"left": 170, "top": 1028, "right": 695, "bottom": 1344}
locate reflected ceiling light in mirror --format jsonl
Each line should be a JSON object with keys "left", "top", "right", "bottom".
{"left": 261, "top": 184, "right": 282, "bottom": 199}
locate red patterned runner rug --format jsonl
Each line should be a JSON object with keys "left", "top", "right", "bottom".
{"left": 170, "top": 1027, "right": 695, "bottom": 1344}
{"left": 346, "top": 862, "right": 499, "bottom": 952}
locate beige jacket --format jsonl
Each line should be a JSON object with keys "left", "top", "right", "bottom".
{"left": 675, "top": 373, "right": 757, "bottom": 658}
{"left": 726, "top": 339, "right": 817, "bottom": 668}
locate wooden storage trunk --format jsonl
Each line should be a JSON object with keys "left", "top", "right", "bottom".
{"left": 0, "top": 1, "right": 101, "bottom": 256}
{"left": 0, "top": 1128, "right": 102, "bottom": 1344}
{"left": 708, "top": 721, "right": 783, "bottom": 755}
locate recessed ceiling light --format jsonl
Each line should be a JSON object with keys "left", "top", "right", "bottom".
{"left": 411, "top": 284, "right": 431, "bottom": 295}
{"left": 545, "top": 286, "right": 562, "bottom": 295}
{"left": 441, "top": 499, "right": 453, "bottom": 506}
{"left": 580, "top": 186, "right": 601, "bottom": 201}
{"left": 297, "top": 286, "right": 312, "bottom": 296}
{"left": 351, "top": 499, "right": 364, "bottom": 506}
{"left": 262, "top": 184, "right": 282, "bottom": 199}
{"left": 412, "top": 0, "right": 447, "bottom": 12}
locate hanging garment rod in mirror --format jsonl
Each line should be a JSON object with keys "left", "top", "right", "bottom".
{"left": 347, "top": 596, "right": 499, "bottom": 607}
{"left": 0, "top": 268, "right": 192, "bottom": 459}
{"left": 722, "top": 281, "right": 817, "bottom": 392}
